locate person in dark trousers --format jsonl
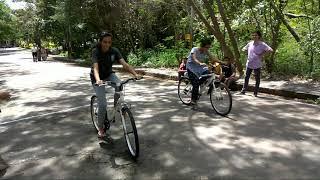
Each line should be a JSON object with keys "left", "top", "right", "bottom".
{"left": 241, "top": 30, "right": 273, "bottom": 97}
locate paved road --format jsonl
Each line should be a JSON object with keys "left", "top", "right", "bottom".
{"left": 1, "top": 49, "right": 320, "bottom": 179}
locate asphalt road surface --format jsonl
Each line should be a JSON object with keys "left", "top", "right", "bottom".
{"left": 0, "top": 49, "right": 319, "bottom": 179}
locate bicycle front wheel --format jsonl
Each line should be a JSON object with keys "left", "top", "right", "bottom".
{"left": 178, "top": 77, "right": 192, "bottom": 105}
{"left": 209, "top": 82, "right": 232, "bottom": 116}
{"left": 90, "top": 95, "right": 99, "bottom": 133}
{"left": 121, "top": 107, "right": 139, "bottom": 160}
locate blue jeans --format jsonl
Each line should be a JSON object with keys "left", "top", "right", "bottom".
{"left": 92, "top": 73, "right": 121, "bottom": 130}
{"left": 241, "top": 67, "right": 261, "bottom": 95}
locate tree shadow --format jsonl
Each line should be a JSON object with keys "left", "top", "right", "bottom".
{"left": 0, "top": 73, "right": 319, "bottom": 179}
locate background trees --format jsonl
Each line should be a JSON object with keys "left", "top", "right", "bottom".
{"left": 0, "top": 0, "right": 17, "bottom": 46}
{"left": 2, "top": 0, "right": 320, "bottom": 79}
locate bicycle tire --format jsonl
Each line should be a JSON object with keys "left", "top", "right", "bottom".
{"left": 90, "top": 95, "right": 99, "bottom": 133}
{"left": 90, "top": 95, "right": 110, "bottom": 133}
{"left": 178, "top": 77, "right": 192, "bottom": 105}
{"left": 209, "top": 82, "right": 232, "bottom": 116}
{"left": 121, "top": 107, "right": 139, "bottom": 160}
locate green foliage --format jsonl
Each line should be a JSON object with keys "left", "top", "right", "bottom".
{"left": 274, "top": 39, "right": 308, "bottom": 75}
{"left": 310, "top": 68, "right": 320, "bottom": 79}
{"left": 3, "top": 0, "right": 320, "bottom": 80}
{"left": 128, "top": 44, "right": 189, "bottom": 68}
{"left": 0, "top": 0, "right": 17, "bottom": 42}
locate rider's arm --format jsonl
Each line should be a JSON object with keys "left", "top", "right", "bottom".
{"left": 119, "top": 59, "right": 139, "bottom": 78}
{"left": 230, "top": 64, "right": 236, "bottom": 77}
{"left": 208, "top": 52, "right": 225, "bottom": 65}
{"left": 93, "top": 63, "right": 103, "bottom": 84}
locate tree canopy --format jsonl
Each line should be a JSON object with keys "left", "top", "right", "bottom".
{"left": 2, "top": 0, "right": 320, "bottom": 79}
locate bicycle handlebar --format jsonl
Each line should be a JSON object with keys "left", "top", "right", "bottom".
{"left": 96, "top": 77, "right": 143, "bottom": 87}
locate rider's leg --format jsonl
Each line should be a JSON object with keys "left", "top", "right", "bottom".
{"left": 93, "top": 84, "right": 107, "bottom": 134}
{"left": 106, "top": 73, "right": 121, "bottom": 107}
{"left": 187, "top": 69, "right": 200, "bottom": 103}
{"left": 199, "top": 70, "right": 210, "bottom": 85}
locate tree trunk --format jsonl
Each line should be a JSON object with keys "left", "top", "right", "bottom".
{"left": 270, "top": 0, "right": 300, "bottom": 42}
{"left": 189, "top": 0, "right": 244, "bottom": 76}
{"left": 65, "top": 0, "right": 72, "bottom": 59}
{"left": 215, "top": 0, "right": 243, "bottom": 75}
{"left": 248, "top": 3, "right": 261, "bottom": 30}
{"left": 303, "top": 0, "right": 314, "bottom": 73}
{"left": 189, "top": 0, "right": 230, "bottom": 56}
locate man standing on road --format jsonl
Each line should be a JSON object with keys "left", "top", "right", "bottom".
{"left": 241, "top": 30, "right": 273, "bottom": 97}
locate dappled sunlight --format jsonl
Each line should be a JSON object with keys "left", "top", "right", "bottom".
{"left": 300, "top": 122, "right": 320, "bottom": 130}
{"left": 158, "top": 152, "right": 177, "bottom": 167}
{"left": 1, "top": 53, "right": 320, "bottom": 178}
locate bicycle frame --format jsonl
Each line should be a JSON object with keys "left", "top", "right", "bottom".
{"left": 198, "top": 73, "right": 219, "bottom": 95}
{"left": 101, "top": 81, "right": 131, "bottom": 121}
{"left": 91, "top": 77, "right": 141, "bottom": 159}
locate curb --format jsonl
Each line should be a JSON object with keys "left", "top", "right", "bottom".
{"left": 50, "top": 56, "right": 319, "bottom": 101}
{"left": 114, "top": 66, "right": 319, "bottom": 101}
{"left": 113, "top": 67, "right": 178, "bottom": 81}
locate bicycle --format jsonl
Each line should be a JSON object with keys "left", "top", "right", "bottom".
{"left": 178, "top": 71, "right": 232, "bottom": 116}
{"left": 90, "top": 77, "right": 142, "bottom": 160}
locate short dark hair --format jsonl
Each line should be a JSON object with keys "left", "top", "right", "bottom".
{"left": 253, "top": 30, "right": 262, "bottom": 38}
{"left": 99, "top": 32, "right": 112, "bottom": 41}
{"left": 200, "top": 38, "right": 212, "bottom": 47}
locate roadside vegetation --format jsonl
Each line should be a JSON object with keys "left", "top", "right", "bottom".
{"left": 1, "top": 0, "right": 320, "bottom": 80}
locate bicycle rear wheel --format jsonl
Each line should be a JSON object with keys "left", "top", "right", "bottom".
{"left": 121, "top": 107, "right": 139, "bottom": 160}
{"left": 209, "top": 82, "right": 232, "bottom": 116}
{"left": 178, "top": 77, "right": 192, "bottom": 105}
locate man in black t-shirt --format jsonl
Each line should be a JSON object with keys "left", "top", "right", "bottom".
{"left": 90, "top": 32, "right": 140, "bottom": 138}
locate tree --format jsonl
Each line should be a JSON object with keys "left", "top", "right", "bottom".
{"left": 0, "top": 0, "right": 17, "bottom": 45}
{"left": 188, "top": 0, "right": 244, "bottom": 75}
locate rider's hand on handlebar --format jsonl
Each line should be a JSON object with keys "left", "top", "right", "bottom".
{"left": 199, "top": 62, "right": 206, "bottom": 66}
{"left": 134, "top": 74, "right": 143, "bottom": 80}
{"left": 95, "top": 80, "right": 103, "bottom": 85}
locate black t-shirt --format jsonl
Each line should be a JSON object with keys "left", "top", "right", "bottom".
{"left": 221, "top": 64, "right": 236, "bottom": 78}
{"left": 90, "top": 47, "right": 123, "bottom": 83}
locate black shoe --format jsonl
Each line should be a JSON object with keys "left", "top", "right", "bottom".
{"left": 240, "top": 91, "right": 245, "bottom": 95}
{"left": 254, "top": 93, "right": 258, "bottom": 97}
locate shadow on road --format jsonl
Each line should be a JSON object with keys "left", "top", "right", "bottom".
{"left": 0, "top": 73, "right": 319, "bottom": 179}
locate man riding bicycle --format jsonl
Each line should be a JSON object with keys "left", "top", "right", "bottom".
{"left": 186, "top": 38, "right": 224, "bottom": 109}
{"left": 90, "top": 32, "right": 140, "bottom": 138}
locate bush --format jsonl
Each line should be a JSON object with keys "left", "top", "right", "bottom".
{"left": 311, "top": 69, "right": 320, "bottom": 80}
{"left": 128, "top": 47, "right": 188, "bottom": 68}
{"left": 274, "top": 39, "right": 308, "bottom": 75}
